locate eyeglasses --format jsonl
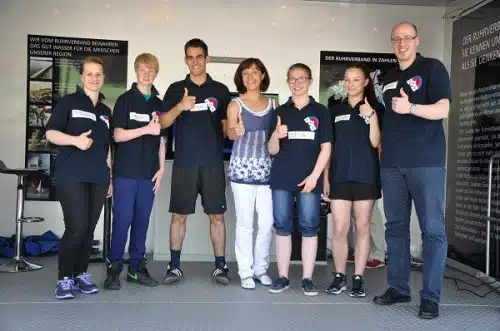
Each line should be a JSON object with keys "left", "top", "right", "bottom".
{"left": 287, "top": 76, "right": 309, "bottom": 84}
{"left": 391, "top": 36, "right": 417, "bottom": 44}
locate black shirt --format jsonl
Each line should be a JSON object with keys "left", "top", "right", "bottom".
{"left": 112, "top": 83, "right": 163, "bottom": 179}
{"left": 381, "top": 54, "right": 451, "bottom": 168}
{"left": 162, "top": 74, "right": 231, "bottom": 167}
{"left": 269, "top": 97, "right": 332, "bottom": 194}
{"left": 329, "top": 98, "right": 384, "bottom": 186}
{"left": 46, "top": 86, "right": 111, "bottom": 185}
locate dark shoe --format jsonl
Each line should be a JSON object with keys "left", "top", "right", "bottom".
{"left": 163, "top": 263, "right": 183, "bottom": 285}
{"left": 349, "top": 275, "right": 366, "bottom": 298}
{"left": 212, "top": 265, "right": 230, "bottom": 285}
{"left": 55, "top": 277, "right": 75, "bottom": 300}
{"left": 73, "top": 272, "right": 99, "bottom": 294}
{"left": 419, "top": 299, "right": 439, "bottom": 319}
{"left": 269, "top": 276, "right": 290, "bottom": 294}
{"left": 373, "top": 287, "right": 411, "bottom": 305}
{"left": 103, "top": 261, "right": 122, "bottom": 290}
{"left": 301, "top": 278, "right": 318, "bottom": 296}
{"left": 127, "top": 259, "right": 159, "bottom": 287}
{"left": 326, "top": 272, "right": 347, "bottom": 295}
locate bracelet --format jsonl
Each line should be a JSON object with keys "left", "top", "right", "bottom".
{"left": 359, "top": 110, "right": 375, "bottom": 124}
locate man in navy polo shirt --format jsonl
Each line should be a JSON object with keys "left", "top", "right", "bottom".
{"left": 104, "top": 53, "right": 165, "bottom": 290}
{"left": 159, "top": 38, "right": 231, "bottom": 285}
{"left": 373, "top": 22, "right": 451, "bottom": 320}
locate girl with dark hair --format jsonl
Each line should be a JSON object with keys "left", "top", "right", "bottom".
{"left": 227, "top": 58, "right": 276, "bottom": 289}
{"left": 324, "top": 62, "right": 385, "bottom": 298}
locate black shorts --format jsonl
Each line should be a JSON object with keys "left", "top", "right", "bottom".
{"left": 330, "top": 182, "right": 381, "bottom": 201}
{"left": 169, "top": 164, "right": 226, "bottom": 215}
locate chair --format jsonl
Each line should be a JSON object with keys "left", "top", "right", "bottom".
{"left": 0, "top": 160, "right": 45, "bottom": 272}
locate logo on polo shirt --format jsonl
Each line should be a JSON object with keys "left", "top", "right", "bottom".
{"left": 304, "top": 116, "right": 319, "bottom": 131}
{"left": 407, "top": 75, "right": 423, "bottom": 92}
{"left": 100, "top": 115, "right": 110, "bottom": 129}
{"left": 72, "top": 109, "right": 96, "bottom": 121}
{"left": 205, "top": 97, "right": 218, "bottom": 112}
{"left": 151, "top": 111, "right": 160, "bottom": 121}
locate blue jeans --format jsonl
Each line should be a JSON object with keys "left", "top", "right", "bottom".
{"left": 109, "top": 178, "right": 155, "bottom": 271}
{"left": 272, "top": 189, "right": 320, "bottom": 237}
{"left": 381, "top": 167, "right": 447, "bottom": 303}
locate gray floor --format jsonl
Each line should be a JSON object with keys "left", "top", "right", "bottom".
{"left": 0, "top": 256, "right": 499, "bottom": 331}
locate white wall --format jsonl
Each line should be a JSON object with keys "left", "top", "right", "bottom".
{"left": 0, "top": 0, "right": 447, "bottom": 259}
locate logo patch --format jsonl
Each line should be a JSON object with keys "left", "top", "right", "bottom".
{"left": 100, "top": 115, "right": 110, "bottom": 129}
{"left": 205, "top": 97, "right": 218, "bottom": 112}
{"left": 304, "top": 116, "right": 319, "bottom": 131}
{"left": 407, "top": 75, "right": 422, "bottom": 92}
{"left": 130, "top": 112, "right": 150, "bottom": 122}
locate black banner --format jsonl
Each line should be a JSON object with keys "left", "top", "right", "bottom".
{"left": 25, "top": 35, "right": 128, "bottom": 201}
{"left": 446, "top": 0, "right": 500, "bottom": 277}
{"left": 319, "top": 51, "right": 397, "bottom": 108}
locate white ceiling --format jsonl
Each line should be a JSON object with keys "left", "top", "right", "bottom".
{"left": 301, "top": 0, "right": 453, "bottom": 6}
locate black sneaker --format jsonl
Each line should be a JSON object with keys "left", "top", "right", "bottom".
{"left": 301, "top": 278, "right": 318, "bottom": 296}
{"left": 418, "top": 299, "right": 439, "bottom": 319}
{"left": 269, "top": 276, "right": 290, "bottom": 294}
{"left": 103, "top": 261, "right": 122, "bottom": 290}
{"left": 350, "top": 275, "right": 366, "bottom": 298}
{"left": 212, "top": 265, "right": 230, "bottom": 285}
{"left": 326, "top": 272, "right": 347, "bottom": 295}
{"left": 373, "top": 287, "right": 411, "bottom": 305}
{"left": 163, "top": 263, "right": 183, "bottom": 285}
{"left": 127, "top": 259, "right": 159, "bottom": 287}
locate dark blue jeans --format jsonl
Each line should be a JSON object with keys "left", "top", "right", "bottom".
{"left": 109, "top": 177, "right": 155, "bottom": 271}
{"left": 272, "top": 189, "right": 320, "bottom": 237}
{"left": 381, "top": 167, "right": 447, "bottom": 303}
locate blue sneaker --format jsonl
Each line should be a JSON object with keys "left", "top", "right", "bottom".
{"left": 268, "top": 276, "right": 290, "bottom": 294}
{"left": 73, "top": 272, "right": 99, "bottom": 294}
{"left": 55, "top": 277, "right": 75, "bottom": 300}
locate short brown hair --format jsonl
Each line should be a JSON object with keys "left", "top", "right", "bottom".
{"left": 287, "top": 63, "right": 312, "bottom": 80}
{"left": 80, "top": 56, "right": 104, "bottom": 74}
{"left": 234, "top": 58, "right": 270, "bottom": 94}
{"left": 134, "top": 53, "right": 159, "bottom": 72}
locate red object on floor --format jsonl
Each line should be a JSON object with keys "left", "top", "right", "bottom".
{"left": 366, "top": 259, "right": 385, "bottom": 269}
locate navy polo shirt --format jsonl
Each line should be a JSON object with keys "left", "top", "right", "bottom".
{"left": 381, "top": 54, "right": 451, "bottom": 168}
{"left": 45, "top": 86, "right": 112, "bottom": 185}
{"left": 162, "top": 74, "right": 231, "bottom": 167}
{"left": 112, "top": 83, "right": 164, "bottom": 179}
{"left": 269, "top": 97, "right": 332, "bottom": 194}
{"left": 329, "top": 98, "right": 385, "bottom": 186}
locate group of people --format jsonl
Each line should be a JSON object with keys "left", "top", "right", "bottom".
{"left": 45, "top": 20, "right": 451, "bottom": 320}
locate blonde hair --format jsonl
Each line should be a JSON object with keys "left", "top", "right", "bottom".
{"left": 80, "top": 56, "right": 105, "bottom": 74}
{"left": 134, "top": 53, "right": 159, "bottom": 73}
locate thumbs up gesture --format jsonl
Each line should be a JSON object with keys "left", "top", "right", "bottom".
{"left": 359, "top": 97, "right": 374, "bottom": 116}
{"left": 145, "top": 117, "right": 161, "bottom": 136}
{"left": 230, "top": 112, "right": 245, "bottom": 138}
{"left": 74, "top": 130, "right": 93, "bottom": 150}
{"left": 391, "top": 87, "right": 411, "bottom": 114}
{"left": 178, "top": 88, "right": 197, "bottom": 111}
{"left": 275, "top": 116, "right": 288, "bottom": 139}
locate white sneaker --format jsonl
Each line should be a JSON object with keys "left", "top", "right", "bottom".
{"left": 254, "top": 273, "right": 273, "bottom": 286}
{"left": 241, "top": 277, "right": 255, "bottom": 289}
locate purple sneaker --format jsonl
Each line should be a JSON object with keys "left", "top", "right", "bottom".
{"left": 73, "top": 272, "right": 99, "bottom": 294}
{"left": 55, "top": 277, "right": 75, "bottom": 300}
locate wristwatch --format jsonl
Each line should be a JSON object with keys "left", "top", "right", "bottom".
{"left": 410, "top": 103, "right": 417, "bottom": 115}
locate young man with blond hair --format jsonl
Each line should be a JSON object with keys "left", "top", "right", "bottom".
{"left": 104, "top": 53, "right": 166, "bottom": 289}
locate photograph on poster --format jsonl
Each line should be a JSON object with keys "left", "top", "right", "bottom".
{"left": 29, "top": 56, "right": 53, "bottom": 80}
{"left": 27, "top": 127, "right": 50, "bottom": 152}
{"left": 25, "top": 152, "right": 51, "bottom": 200}
{"left": 29, "top": 81, "right": 52, "bottom": 104}
{"left": 318, "top": 51, "right": 397, "bottom": 108}
{"left": 52, "top": 54, "right": 127, "bottom": 109}
{"left": 28, "top": 104, "right": 51, "bottom": 127}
